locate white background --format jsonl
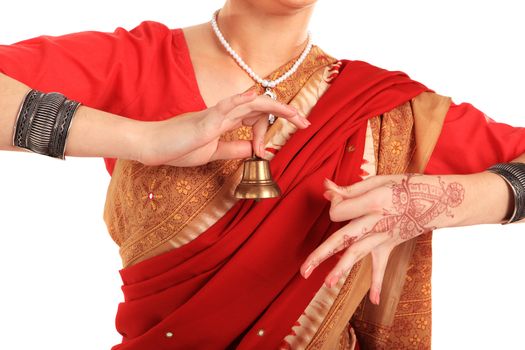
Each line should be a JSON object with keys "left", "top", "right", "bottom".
{"left": 1, "top": 1, "right": 523, "bottom": 349}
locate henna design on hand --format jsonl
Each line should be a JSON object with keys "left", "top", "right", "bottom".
{"left": 325, "top": 247, "right": 339, "bottom": 259}
{"left": 367, "top": 175, "right": 465, "bottom": 240}
{"left": 306, "top": 175, "right": 464, "bottom": 282}
{"left": 312, "top": 235, "right": 357, "bottom": 270}
{"left": 342, "top": 234, "right": 358, "bottom": 248}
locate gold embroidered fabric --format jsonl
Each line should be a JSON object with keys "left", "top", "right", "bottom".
{"left": 349, "top": 95, "right": 450, "bottom": 350}
{"left": 103, "top": 41, "right": 450, "bottom": 348}
{"left": 295, "top": 106, "right": 418, "bottom": 350}
{"left": 299, "top": 93, "right": 450, "bottom": 350}
{"left": 351, "top": 235, "right": 433, "bottom": 349}
{"left": 103, "top": 46, "right": 336, "bottom": 267}
{"left": 283, "top": 120, "right": 377, "bottom": 350}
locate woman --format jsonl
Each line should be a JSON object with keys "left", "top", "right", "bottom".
{"left": 1, "top": 1, "right": 524, "bottom": 349}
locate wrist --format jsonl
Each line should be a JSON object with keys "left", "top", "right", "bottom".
{"left": 134, "top": 120, "right": 159, "bottom": 165}
{"left": 456, "top": 172, "right": 513, "bottom": 226}
{"left": 483, "top": 171, "right": 514, "bottom": 223}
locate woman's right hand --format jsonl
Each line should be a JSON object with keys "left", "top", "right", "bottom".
{"left": 1, "top": 72, "right": 309, "bottom": 165}
{"left": 140, "top": 90, "right": 311, "bottom": 167}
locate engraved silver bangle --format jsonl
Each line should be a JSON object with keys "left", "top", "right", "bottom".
{"left": 49, "top": 98, "right": 81, "bottom": 159}
{"left": 487, "top": 162, "right": 525, "bottom": 224}
{"left": 13, "top": 89, "right": 81, "bottom": 159}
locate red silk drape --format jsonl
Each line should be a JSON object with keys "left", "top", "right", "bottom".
{"left": 2, "top": 21, "right": 524, "bottom": 350}
{"left": 113, "top": 60, "right": 429, "bottom": 350}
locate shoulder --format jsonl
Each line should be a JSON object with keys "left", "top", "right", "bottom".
{"left": 112, "top": 20, "right": 180, "bottom": 43}
{"left": 333, "top": 58, "right": 431, "bottom": 95}
{"left": 339, "top": 59, "right": 403, "bottom": 78}
{"left": 9, "top": 20, "right": 180, "bottom": 52}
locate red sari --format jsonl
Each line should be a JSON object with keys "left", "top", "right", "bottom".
{"left": 1, "top": 21, "right": 524, "bottom": 349}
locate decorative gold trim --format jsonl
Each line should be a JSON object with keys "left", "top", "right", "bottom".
{"left": 282, "top": 120, "right": 378, "bottom": 349}
{"left": 350, "top": 92, "right": 450, "bottom": 349}
{"left": 407, "top": 92, "right": 451, "bottom": 173}
{"left": 358, "top": 93, "right": 451, "bottom": 327}
{"left": 300, "top": 92, "right": 452, "bottom": 349}
{"left": 103, "top": 46, "right": 337, "bottom": 267}
{"left": 305, "top": 258, "right": 372, "bottom": 350}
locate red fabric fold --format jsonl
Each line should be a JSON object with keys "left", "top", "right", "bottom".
{"left": 112, "top": 60, "right": 429, "bottom": 350}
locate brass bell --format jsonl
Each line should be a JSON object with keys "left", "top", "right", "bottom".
{"left": 234, "top": 157, "right": 281, "bottom": 199}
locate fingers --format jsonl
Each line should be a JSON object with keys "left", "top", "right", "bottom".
{"left": 300, "top": 215, "right": 378, "bottom": 279}
{"left": 251, "top": 117, "right": 269, "bottom": 158}
{"left": 209, "top": 140, "right": 252, "bottom": 161}
{"left": 323, "top": 190, "right": 344, "bottom": 205}
{"left": 228, "top": 96, "right": 310, "bottom": 129}
{"left": 325, "top": 176, "right": 395, "bottom": 200}
{"left": 369, "top": 244, "right": 393, "bottom": 305}
{"left": 328, "top": 187, "right": 388, "bottom": 222}
{"left": 324, "top": 230, "right": 390, "bottom": 289}
{"left": 216, "top": 90, "right": 258, "bottom": 115}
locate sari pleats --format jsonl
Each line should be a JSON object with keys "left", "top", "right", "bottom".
{"left": 112, "top": 60, "right": 429, "bottom": 350}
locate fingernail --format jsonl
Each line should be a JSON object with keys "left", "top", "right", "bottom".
{"left": 325, "top": 180, "right": 346, "bottom": 195}
{"left": 303, "top": 265, "right": 314, "bottom": 279}
{"left": 300, "top": 120, "right": 309, "bottom": 128}
{"left": 370, "top": 290, "right": 380, "bottom": 305}
{"left": 242, "top": 90, "right": 256, "bottom": 97}
{"left": 287, "top": 105, "right": 297, "bottom": 113}
{"left": 324, "top": 178, "right": 337, "bottom": 189}
{"left": 324, "top": 181, "right": 338, "bottom": 195}
{"left": 303, "top": 118, "right": 311, "bottom": 126}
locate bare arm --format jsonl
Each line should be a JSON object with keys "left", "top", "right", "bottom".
{"left": 299, "top": 152, "right": 525, "bottom": 304}
{"left": 1, "top": 72, "right": 145, "bottom": 160}
{"left": 0, "top": 72, "right": 310, "bottom": 165}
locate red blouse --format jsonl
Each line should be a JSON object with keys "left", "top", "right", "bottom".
{"left": 0, "top": 21, "right": 207, "bottom": 175}
{"left": 1, "top": 20, "right": 524, "bottom": 350}
{"left": 1, "top": 20, "right": 523, "bottom": 175}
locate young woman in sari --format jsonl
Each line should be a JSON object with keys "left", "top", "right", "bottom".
{"left": 1, "top": 1, "right": 524, "bottom": 349}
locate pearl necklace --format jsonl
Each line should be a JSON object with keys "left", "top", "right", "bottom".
{"left": 211, "top": 9, "right": 313, "bottom": 101}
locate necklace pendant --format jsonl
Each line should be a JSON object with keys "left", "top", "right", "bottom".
{"left": 263, "top": 87, "right": 277, "bottom": 100}
{"left": 263, "top": 88, "right": 277, "bottom": 125}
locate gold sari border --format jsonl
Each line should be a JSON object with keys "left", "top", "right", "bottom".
{"left": 109, "top": 48, "right": 338, "bottom": 267}
{"left": 283, "top": 120, "right": 378, "bottom": 349}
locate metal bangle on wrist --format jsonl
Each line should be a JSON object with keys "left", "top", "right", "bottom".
{"left": 12, "top": 89, "right": 81, "bottom": 159}
{"left": 487, "top": 162, "right": 525, "bottom": 224}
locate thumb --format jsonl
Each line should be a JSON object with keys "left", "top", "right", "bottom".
{"left": 251, "top": 116, "right": 269, "bottom": 158}
{"left": 210, "top": 140, "right": 252, "bottom": 161}
{"left": 324, "top": 178, "right": 352, "bottom": 200}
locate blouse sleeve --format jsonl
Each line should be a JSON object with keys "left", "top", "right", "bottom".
{"left": 0, "top": 20, "right": 172, "bottom": 115}
{"left": 425, "top": 101, "right": 525, "bottom": 175}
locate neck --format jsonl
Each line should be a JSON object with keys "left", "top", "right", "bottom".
{"left": 217, "top": 1, "right": 314, "bottom": 76}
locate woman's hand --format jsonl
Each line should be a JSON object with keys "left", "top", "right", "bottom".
{"left": 1, "top": 73, "right": 308, "bottom": 162}
{"left": 140, "top": 90, "right": 310, "bottom": 167}
{"left": 299, "top": 172, "right": 512, "bottom": 305}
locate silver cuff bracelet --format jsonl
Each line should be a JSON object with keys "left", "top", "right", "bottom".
{"left": 13, "top": 89, "right": 81, "bottom": 159}
{"left": 487, "top": 162, "right": 525, "bottom": 224}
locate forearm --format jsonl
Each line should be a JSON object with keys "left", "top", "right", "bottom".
{"left": 0, "top": 72, "right": 145, "bottom": 161}
{"left": 448, "top": 153, "right": 525, "bottom": 227}
{"left": 65, "top": 105, "right": 144, "bottom": 160}
{"left": 0, "top": 73, "right": 28, "bottom": 151}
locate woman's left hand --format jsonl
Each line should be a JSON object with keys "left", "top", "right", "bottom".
{"left": 299, "top": 172, "right": 511, "bottom": 305}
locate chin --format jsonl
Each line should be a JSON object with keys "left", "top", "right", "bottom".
{"left": 241, "top": 0, "right": 317, "bottom": 13}
{"left": 277, "top": 0, "right": 318, "bottom": 8}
